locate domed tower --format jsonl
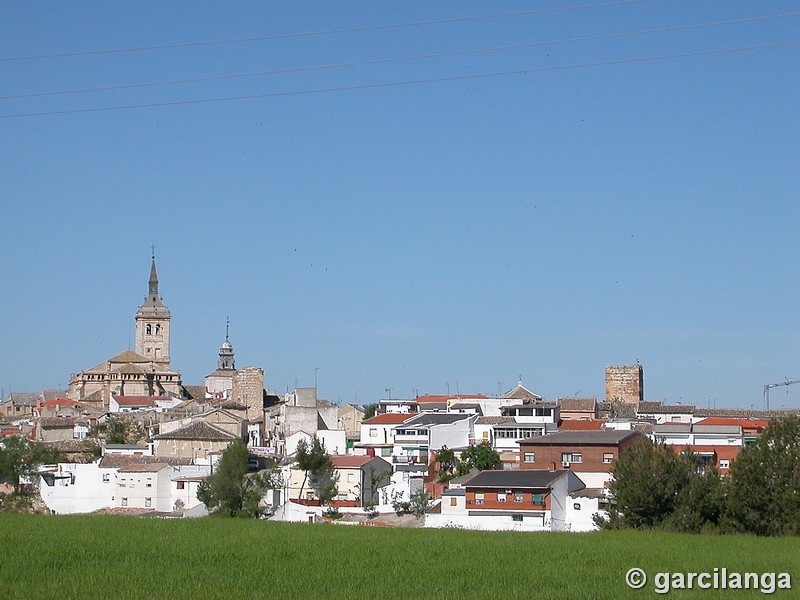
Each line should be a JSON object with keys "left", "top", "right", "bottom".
{"left": 217, "top": 318, "right": 235, "bottom": 371}
{"left": 135, "top": 254, "right": 171, "bottom": 367}
{"left": 205, "top": 319, "right": 237, "bottom": 400}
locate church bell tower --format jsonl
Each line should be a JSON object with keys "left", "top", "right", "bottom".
{"left": 135, "top": 253, "right": 171, "bottom": 366}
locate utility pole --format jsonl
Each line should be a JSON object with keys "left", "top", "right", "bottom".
{"left": 764, "top": 378, "right": 800, "bottom": 410}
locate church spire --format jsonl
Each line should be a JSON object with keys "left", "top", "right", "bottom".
{"left": 135, "top": 252, "right": 170, "bottom": 365}
{"left": 148, "top": 255, "right": 159, "bottom": 299}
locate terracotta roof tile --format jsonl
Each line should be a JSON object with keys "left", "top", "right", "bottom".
{"left": 39, "top": 417, "right": 77, "bottom": 429}
{"left": 559, "top": 419, "right": 605, "bottom": 431}
{"left": 362, "top": 413, "right": 418, "bottom": 425}
{"left": 154, "top": 420, "right": 237, "bottom": 441}
{"left": 558, "top": 397, "right": 597, "bottom": 412}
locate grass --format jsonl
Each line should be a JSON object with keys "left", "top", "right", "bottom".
{"left": 0, "top": 515, "right": 798, "bottom": 599}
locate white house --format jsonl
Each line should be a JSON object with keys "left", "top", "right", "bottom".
{"left": 426, "top": 469, "right": 593, "bottom": 532}
{"left": 39, "top": 461, "right": 117, "bottom": 514}
{"left": 109, "top": 395, "right": 158, "bottom": 413}
{"left": 392, "top": 413, "right": 477, "bottom": 462}
{"left": 115, "top": 463, "right": 173, "bottom": 511}
{"left": 355, "top": 412, "right": 417, "bottom": 459}
{"left": 285, "top": 429, "right": 347, "bottom": 457}
{"left": 636, "top": 401, "right": 695, "bottom": 424}
{"left": 474, "top": 416, "right": 557, "bottom": 457}
{"left": 39, "top": 454, "right": 208, "bottom": 515}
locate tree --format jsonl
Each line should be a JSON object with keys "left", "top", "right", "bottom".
{"left": 596, "top": 440, "right": 728, "bottom": 532}
{"left": 0, "top": 437, "right": 63, "bottom": 494}
{"left": 598, "top": 439, "right": 688, "bottom": 529}
{"left": 410, "top": 489, "right": 432, "bottom": 517}
{"left": 362, "top": 404, "right": 378, "bottom": 420}
{"left": 435, "top": 446, "right": 458, "bottom": 482}
{"left": 461, "top": 441, "right": 501, "bottom": 471}
{"left": 665, "top": 466, "right": 726, "bottom": 533}
{"left": 91, "top": 416, "right": 145, "bottom": 445}
{"left": 197, "top": 441, "right": 281, "bottom": 517}
{"left": 725, "top": 416, "right": 800, "bottom": 536}
{"left": 295, "top": 436, "right": 338, "bottom": 506}
{"left": 365, "top": 465, "right": 390, "bottom": 505}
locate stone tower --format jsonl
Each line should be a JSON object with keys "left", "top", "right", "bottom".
{"left": 135, "top": 255, "right": 171, "bottom": 367}
{"left": 233, "top": 366, "right": 264, "bottom": 421}
{"left": 605, "top": 364, "right": 644, "bottom": 404}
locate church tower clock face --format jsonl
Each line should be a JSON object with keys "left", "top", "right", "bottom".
{"left": 134, "top": 255, "right": 171, "bottom": 367}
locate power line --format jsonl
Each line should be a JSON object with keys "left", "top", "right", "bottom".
{"left": 3, "top": 12, "right": 798, "bottom": 101}
{"left": 0, "top": 0, "right": 646, "bottom": 62}
{"left": 1, "top": 40, "right": 797, "bottom": 120}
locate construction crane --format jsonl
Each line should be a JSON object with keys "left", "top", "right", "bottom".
{"left": 763, "top": 378, "right": 800, "bottom": 410}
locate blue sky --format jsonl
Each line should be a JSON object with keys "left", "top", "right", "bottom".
{"left": 1, "top": 1, "right": 798, "bottom": 408}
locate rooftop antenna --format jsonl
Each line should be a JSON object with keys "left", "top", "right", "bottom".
{"left": 150, "top": 244, "right": 156, "bottom": 260}
{"left": 225, "top": 316, "right": 230, "bottom": 341}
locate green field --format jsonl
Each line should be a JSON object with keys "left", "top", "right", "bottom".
{"left": 0, "top": 515, "right": 797, "bottom": 599}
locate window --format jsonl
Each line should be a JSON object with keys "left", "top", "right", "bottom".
{"left": 146, "top": 324, "right": 152, "bottom": 335}
{"left": 719, "top": 459, "right": 730, "bottom": 469}
{"left": 145, "top": 479, "right": 152, "bottom": 488}
{"left": 155, "top": 324, "right": 161, "bottom": 334}
{"left": 573, "top": 503, "right": 582, "bottom": 510}
{"left": 102, "top": 473, "right": 110, "bottom": 483}
{"left": 497, "top": 493, "right": 507, "bottom": 503}
{"left": 603, "top": 453, "right": 614, "bottom": 464}
{"left": 482, "top": 430, "right": 490, "bottom": 440}
{"left": 381, "top": 447, "right": 391, "bottom": 457}
{"left": 177, "top": 481, "right": 185, "bottom": 490}
{"left": 524, "top": 452, "right": 535, "bottom": 463}
{"left": 347, "top": 473, "right": 355, "bottom": 483}
{"left": 512, "top": 514, "right": 523, "bottom": 522}
{"left": 145, "top": 498, "right": 151, "bottom": 508}
{"left": 562, "top": 453, "right": 582, "bottom": 464}
{"left": 514, "top": 493, "right": 524, "bottom": 503}
{"left": 532, "top": 493, "right": 543, "bottom": 505}
{"left": 450, "top": 497, "right": 457, "bottom": 507}
{"left": 369, "top": 428, "right": 378, "bottom": 438}
{"left": 474, "top": 492, "right": 484, "bottom": 505}
{"left": 121, "top": 498, "right": 128, "bottom": 507}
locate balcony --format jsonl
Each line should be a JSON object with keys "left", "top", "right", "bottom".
{"left": 392, "top": 455, "right": 428, "bottom": 464}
